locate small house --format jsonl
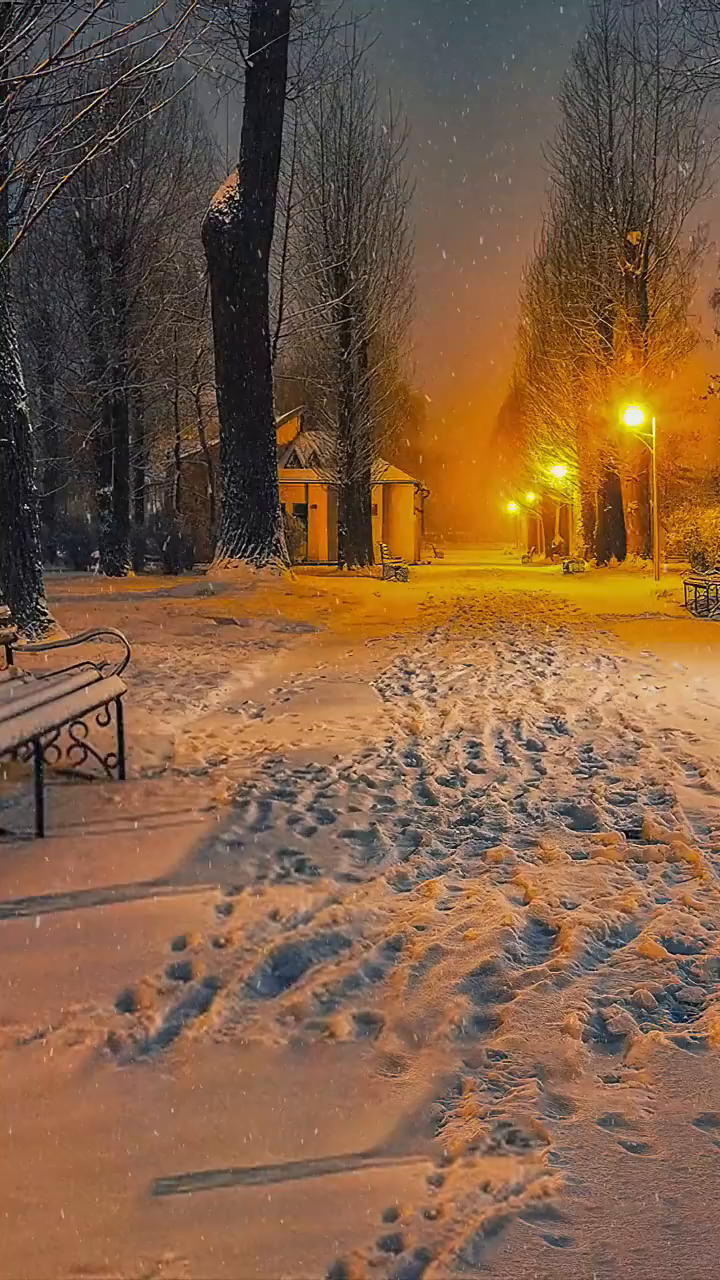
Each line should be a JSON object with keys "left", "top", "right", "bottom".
{"left": 180, "top": 409, "right": 428, "bottom": 566}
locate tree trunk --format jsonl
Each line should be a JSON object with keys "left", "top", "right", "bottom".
{"left": 130, "top": 375, "right": 146, "bottom": 573}
{"left": 596, "top": 463, "right": 627, "bottom": 564}
{"left": 84, "top": 240, "right": 115, "bottom": 574}
{"left": 580, "top": 486, "right": 597, "bottom": 560}
{"left": 37, "top": 326, "right": 60, "bottom": 563}
{"left": 338, "top": 474, "right": 374, "bottom": 569}
{"left": 95, "top": 247, "right": 130, "bottom": 577}
{"left": 0, "top": 9, "right": 51, "bottom": 634}
{"left": 620, "top": 448, "right": 651, "bottom": 559}
{"left": 109, "top": 379, "right": 131, "bottom": 576}
{"left": 173, "top": 327, "right": 182, "bottom": 515}
{"left": 336, "top": 286, "right": 374, "bottom": 569}
{"left": 202, "top": 0, "right": 291, "bottom": 567}
{"left": 193, "top": 379, "right": 217, "bottom": 545}
{"left": 0, "top": 280, "right": 52, "bottom": 634}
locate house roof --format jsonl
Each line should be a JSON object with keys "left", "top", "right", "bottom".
{"left": 279, "top": 432, "right": 420, "bottom": 486}
{"left": 182, "top": 412, "right": 422, "bottom": 487}
{"left": 180, "top": 407, "right": 305, "bottom": 461}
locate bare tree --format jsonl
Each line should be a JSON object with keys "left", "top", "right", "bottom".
{"left": 0, "top": 1, "right": 198, "bottom": 633}
{"left": 510, "top": 0, "right": 711, "bottom": 562}
{"left": 202, "top": 0, "right": 293, "bottom": 568}
{"left": 290, "top": 27, "right": 414, "bottom": 568}
{"left": 15, "top": 70, "right": 218, "bottom": 577}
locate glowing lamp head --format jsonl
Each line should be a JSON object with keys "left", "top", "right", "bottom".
{"left": 549, "top": 464, "right": 568, "bottom": 481}
{"left": 623, "top": 405, "right": 646, "bottom": 430}
{"left": 525, "top": 491, "right": 537, "bottom": 504}
{"left": 506, "top": 501, "right": 520, "bottom": 515}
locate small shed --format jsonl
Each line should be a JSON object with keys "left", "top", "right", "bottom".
{"left": 179, "top": 409, "right": 428, "bottom": 565}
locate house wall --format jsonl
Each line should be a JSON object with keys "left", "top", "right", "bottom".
{"left": 279, "top": 481, "right": 330, "bottom": 563}
{"left": 175, "top": 435, "right": 424, "bottom": 568}
{"left": 279, "top": 482, "right": 306, "bottom": 508}
{"left": 382, "top": 484, "right": 416, "bottom": 562}
{"left": 371, "top": 485, "right": 383, "bottom": 554}
{"left": 277, "top": 413, "right": 302, "bottom": 448}
{"left": 327, "top": 487, "right": 339, "bottom": 562}
{"left": 413, "top": 488, "right": 425, "bottom": 561}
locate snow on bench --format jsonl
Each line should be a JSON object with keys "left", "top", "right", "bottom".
{"left": 0, "top": 625, "right": 131, "bottom": 837}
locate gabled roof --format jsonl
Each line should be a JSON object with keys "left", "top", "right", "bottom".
{"left": 275, "top": 406, "right": 305, "bottom": 429}
{"left": 278, "top": 428, "right": 333, "bottom": 473}
{"left": 180, "top": 407, "right": 305, "bottom": 461}
{"left": 181, "top": 412, "right": 422, "bottom": 487}
{"left": 277, "top": 430, "right": 420, "bottom": 485}
{"left": 372, "top": 460, "right": 419, "bottom": 486}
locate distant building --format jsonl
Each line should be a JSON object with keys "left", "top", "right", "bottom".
{"left": 179, "top": 408, "right": 428, "bottom": 565}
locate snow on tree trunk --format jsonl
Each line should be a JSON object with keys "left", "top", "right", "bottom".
{"left": 0, "top": 35, "right": 50, "bottom": 637}
{"left": 338, "top": 473, "right": 374, "bottom": 569}
{"left": 580, "top": 485, "right": 597, "bottom": 560}
{"left": 0, "top": 277, "right": 52, "bottom": 636}
{"left": 202, "top": 0, "right": 291, "bottom": 568}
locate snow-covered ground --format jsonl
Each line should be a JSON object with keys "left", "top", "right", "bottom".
{"left": 3, "top": 554, "right": 720, "bottom": 1279}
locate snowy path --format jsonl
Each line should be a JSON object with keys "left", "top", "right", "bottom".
{"left": 3, "top": 583, "right": 720, "bottom": 1278}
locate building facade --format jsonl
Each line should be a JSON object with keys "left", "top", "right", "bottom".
{"left": 179, "top": 409, "right": 428, "bottom": 565}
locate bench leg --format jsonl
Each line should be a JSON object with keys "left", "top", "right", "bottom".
{"left": 116, "top": 697, "right": 126, "bottom": 781}
{"left": 33, "top": 739, "right": 45, "bottom": 838}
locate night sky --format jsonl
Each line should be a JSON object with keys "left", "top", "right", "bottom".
{"left": 369, "top": 0, "right": 589, "bottom": 434}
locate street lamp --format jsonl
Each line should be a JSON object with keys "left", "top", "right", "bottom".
{"left": 525, "top": 491, "right": 537, "bottom": 504}
{"left": 622, "top": 404, "right": 659, "bottom": 582}
{"left": 549, "top": 464, "right": 568, "bottom": 482}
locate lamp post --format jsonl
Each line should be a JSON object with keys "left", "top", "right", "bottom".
{"left": 623, "top": 405, "right": 659, "bottom": 582}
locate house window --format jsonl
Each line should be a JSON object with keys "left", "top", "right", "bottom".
{"left": 372, "top": 503, "right": 378, "bottom": 516}
{"left": 293, "top": 503, "right": 308, "bottom": 523}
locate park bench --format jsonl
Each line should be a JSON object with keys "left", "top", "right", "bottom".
{"left": 562, "top": 557, "right": 587, "bottom": 575}
{"left": 379, "top": 543, "right": 409, "bottom": 583}
{"left": 684, "top": 572, "right": 720, "bottom": 619}
{"left": 0, "top": 615, "right": 131, "bottom": 837}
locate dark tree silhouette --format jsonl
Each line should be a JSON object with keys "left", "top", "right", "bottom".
{"left": 0, "top": 0, "right": 197, "bottom": 629}
{"left": 202, "top": 0, "right": 292, "bottom": 566}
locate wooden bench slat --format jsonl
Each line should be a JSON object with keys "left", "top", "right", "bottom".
{"left": 0, "top": 669, "right": 104, "bottom": 724}
{"left": 0, "top": 675, "right": 126, "bottom": 756}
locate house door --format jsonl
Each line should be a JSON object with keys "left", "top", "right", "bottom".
{"left": 292, "top": 502, "right": 309, "bottom": 562}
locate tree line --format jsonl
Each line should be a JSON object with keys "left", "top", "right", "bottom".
{"left": 496, "top": 0, "right": 720, "bottom": 563}
{"left": 0, "top": 1, "right": 416, "bottom": 636}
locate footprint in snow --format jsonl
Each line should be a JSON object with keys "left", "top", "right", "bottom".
{"left": 618, "top": 1138, "right": 653, "bottom": 1156}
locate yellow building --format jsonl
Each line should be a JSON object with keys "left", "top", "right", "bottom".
{"left": 181, "top": 408, "right": 428, "bottom": 565}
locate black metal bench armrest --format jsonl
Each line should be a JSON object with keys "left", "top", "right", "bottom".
{"left": 10, "top": 628, "right": 131, "bottom": 677}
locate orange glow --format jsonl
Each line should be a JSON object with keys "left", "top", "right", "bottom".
{"left": 623, "top": 405, "right": 646, "bottom": 429}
